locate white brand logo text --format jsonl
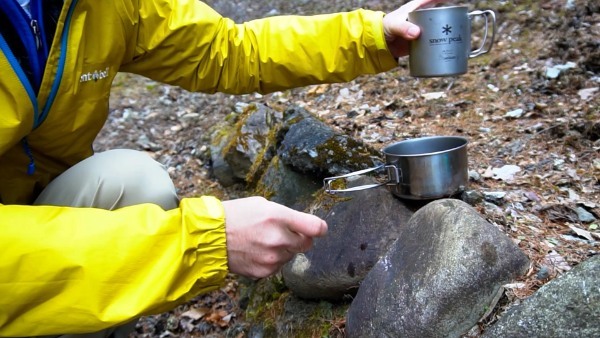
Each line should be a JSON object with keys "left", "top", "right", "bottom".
{"left": 80, "top": 67, "right": 110, "bottom": 83}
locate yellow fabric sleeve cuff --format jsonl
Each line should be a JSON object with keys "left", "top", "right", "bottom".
{"left": 362, "top": 10, "right": 399, "bottom": 70}
{"left": 179, "top": 196, "right": 229, "bottom": 297}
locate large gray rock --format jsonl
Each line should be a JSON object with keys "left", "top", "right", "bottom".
{"left": 282, "top": 177, "right": 416, "bottom": 301}
{"left": 255, "top": 156, "right": 321, "bottom": 211}
{"left": 346, "top": 199, "right": 530, "bottom": 338}
{"left": 210, "top": 103, "right": 282, "bottom": 185}
{"left": 483, "top": 255, "right": 600, "bottom": 338}
{"left": 278, "top": 107, "right": 381, "bottom": 177}
{"left": 210, "top": 105, "right": 380, "bottom": 188}
{"left": 210, "top": 123, "right": 239, "bottom": 187}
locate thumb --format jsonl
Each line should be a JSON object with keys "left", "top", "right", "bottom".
{"left": 384, "top": 0, "right": 445, "bottom": 40}
{"left": 398, "top": 22, "right": 421, "bottom": 40}
{"left": 284, "top": 210, "right": 328, "bottom": 238}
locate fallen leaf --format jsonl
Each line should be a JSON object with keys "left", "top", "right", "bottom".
{"left": 543, "top": 250, "right": 571, "bottom": 273}
{"left": 523, "top": 190, "right": 541, "bottom": 202}
{"left": 481, "top": 166, "right": 494, "bottom": 178}
{"left": 568, "top": 224, "right": 594, "bottom": 241}
{"left": 205, "top": 309, "right": 229, "bottom": 324}
{"left": 180, "top": 318, "right": 195, "bottom": 332}
{"left": 307, "top": 84, "right": 328, "bottom": 95}
{"left": 503, "top": 282, "right": 526, "bottom": 289}
{"left": 222, "top": 313, "right": 234, "bottom": 324}
{"left": 421, "top": 91, "right": 446, "bottom": 100}
{"left": 181, "top": 307, "right": 210, "bottom": 320}
{"left": 492, "top": 165, "right": 521, "bottom": 181}
{"left": 577, "top": 87, "right": 598, "bottom": 101}
{"left": 505, "top": 108, "right": 524, "bottom": 118}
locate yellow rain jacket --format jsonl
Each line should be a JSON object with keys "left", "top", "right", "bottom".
{"left": 0, "top": 0, "right": 397, "bottom": 335}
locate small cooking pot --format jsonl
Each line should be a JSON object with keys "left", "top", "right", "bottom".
{"left": 323, "top": 136, "right": 468, "bottom": 200}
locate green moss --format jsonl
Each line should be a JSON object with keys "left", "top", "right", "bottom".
{"left": 218, "top": 103, "right": 286, "bottom": 187}
{"left": 244, "top": 282, "right": 290, "bottom": 337}
{"left": 245, "top": 126, "right": 281, "bottom": 186}
{"left": 221, "top": 107, "right": 254, "bottom": 156}
{"left": 243, "top": 272, "right": 352, "bottom": 337}
{"left": 251, "top": 156, "right": 282, "bottom": 200}
{"left": 287, "top": 300, "right": 350, "bottom": 338}
{"left": 313, "top": 136, "right": 379, "bottom": 172}
{"left": 224, "top": 111, "right": 238, "bottom": 122}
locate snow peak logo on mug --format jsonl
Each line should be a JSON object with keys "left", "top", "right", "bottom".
{"left": 429, "top": 35, "right": 464, "bottom": 45}
{"left": 408, "top": 6, "right": 496, "bottom": 77}
{"left": 80, "top": 67, "right": 110, "bottom": 83}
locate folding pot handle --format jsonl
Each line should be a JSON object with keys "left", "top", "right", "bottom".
{"left": 323, "top": 165, "right": 401, "bottom": 194}
{"left": 468, "top": 9, "right": 497, "bottom": 58}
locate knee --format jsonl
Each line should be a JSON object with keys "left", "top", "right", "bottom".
{"left": 96, "top": 149, "right": 165, "bottom": 180}
{"left": 94, "top": 150, "right": 179, "bottom": 209}
{"left": 36, "top": 150, "right": 179, "bottom": 209}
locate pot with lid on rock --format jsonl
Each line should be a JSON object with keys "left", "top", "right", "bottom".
{"left": 323, "top": 136, "right": 469, "bottom": 200}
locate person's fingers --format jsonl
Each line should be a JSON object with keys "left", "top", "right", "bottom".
{"left": 285, "top": 234, "right": 313, "bottom": 254}
{"left": 280, "top": 207, "right": 328, "bottom": 238}
{"left": 222, "top": 196, "right": 326, "bottom": 279}
{"left": 387, "top": 21, "right": 421, "bottom": 40}
{"left": 383, "top": 0, "right": 447, "bottom": 57}
{"left": 403, "top": 0, "right": 444, "bottom": 13}
{"left": 298, "top": 235, "right": 313, "bottom": 253}
{"left": 384, "top": 0, "right": 445, "bottom": 39}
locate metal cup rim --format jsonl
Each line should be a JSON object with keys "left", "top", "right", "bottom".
{"left": 412, "top": 5, "right": 469, "bottom": 13}
{"left": 382, "top": 136, "right": 468, "bottom": 158}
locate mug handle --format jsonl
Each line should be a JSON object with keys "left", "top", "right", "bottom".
{"left": 468, "top": 10, "right": 496, "bottom": 58}
{"left": 323, "top": 165, "right": 401, "bottom": 193}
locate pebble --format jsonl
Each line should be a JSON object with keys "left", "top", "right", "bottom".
{"left": 536, "top": 265, "right": 550, "bottom": 280}
{"left": 505, "top": 108, "right": 524, "bottom": 118}
{"left": 468, "top": 170, "right": 481, "bottom": 181}
{"left": 461, "top": 190, "right": 484, "bottom": 205}
{"left": 576, "top": 207, "right": 597, "bottom": 223}
{"left": 577, "top": 87, "right": 598, "bottom": 101}
{"left": 487, "top": 84, "right": 500, "bottom": 92}
{"left": 484, "top": 191, "right": 507, "bottom": 204}
{"left": 545, "top": 61, "right": 577, "bottom": 79}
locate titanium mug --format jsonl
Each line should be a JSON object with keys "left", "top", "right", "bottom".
{"left": 408, "top": 6, "right": 496, "bottom": 77}
{"left": 323, "top": 136, "right": 468, "bottom": 200}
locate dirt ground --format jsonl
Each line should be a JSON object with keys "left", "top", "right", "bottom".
{"left": 95, "top": 0, "right": 599, "bottom": 336}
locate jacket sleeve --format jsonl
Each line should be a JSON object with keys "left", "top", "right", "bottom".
{"left": 119, "top": 0, "right": 398, "bottom": 94}
{"left": 0, "top": 196, "right": 227, "bottom": 336}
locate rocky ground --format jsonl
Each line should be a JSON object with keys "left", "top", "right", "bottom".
{"left": 95, "top": 0, "right": 599, "bottom": 336}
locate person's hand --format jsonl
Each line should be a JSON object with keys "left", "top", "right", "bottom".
{"left": 222, "top": 196, "right": 328, "bottom": 279}
{"left": 383, "top": 0, "right": 446, "bottom": 58}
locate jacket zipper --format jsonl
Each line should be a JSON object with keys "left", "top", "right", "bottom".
{"left": 31, "top": 19, "right": 43, "bottom": 52}
{"left": 0, "top": 0, "right": 79, "bottom": 174}
{"left": 0, "top": 0, "right": 44, "bottom": 106}
{"left": 38, "top": 0, "right": 80, "bottom": 129}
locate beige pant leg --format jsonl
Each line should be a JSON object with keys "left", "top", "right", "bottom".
{"left": 32, "top": 149, "right": 179, "bottom": 338}
{"left": 35, "top": 149, "right": 179, "bottom": 210}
